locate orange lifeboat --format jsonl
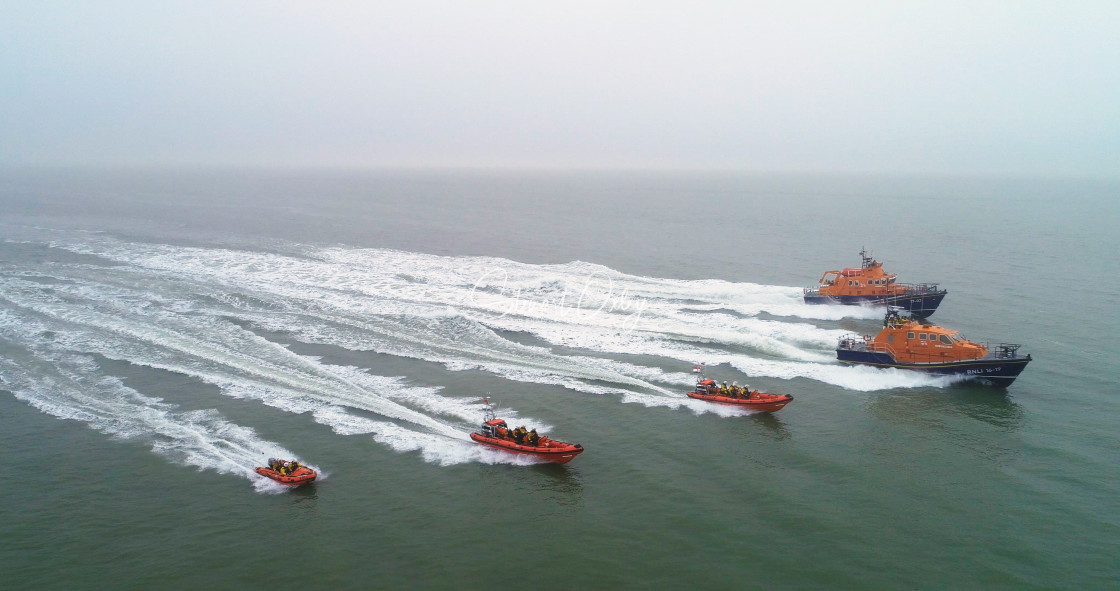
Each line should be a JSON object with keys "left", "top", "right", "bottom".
{"left": 255, "top": 458, "right": 316, "bottom": 486}
{"left": 836, "top": 309, "right": 1032, "bottom": 386}
{"left": 470, "top": 399, "right": 583, "bottom": 464}
{"left": 804, "top": 248, "right": 946, "bottom": 318}
{"left": 686, "top": 370, "right": 793, "bottom": 413}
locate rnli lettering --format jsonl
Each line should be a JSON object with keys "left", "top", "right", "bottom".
{"left": 966, "top": 368, "right": 996, "bottom": 375}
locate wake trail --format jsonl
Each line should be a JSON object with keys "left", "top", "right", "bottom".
{"left": 31, "top": 234, "right": 946, "bottom": 399}
{"left": 0, "top": 279, "right": 549, "bottom": 465}
{"left": 0, "top": 330, "right": 313, "bottom": 493}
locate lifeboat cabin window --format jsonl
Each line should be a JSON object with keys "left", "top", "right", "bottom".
{"left": 939, "top": 335, "right": 953, "bottom": 345}
{"left": 887, "top": 334, "right": 895, "bottom": 343}
{"left": 919, "top": 334, "right": 927, "bottom": 340}
{"left": 907, "top": 332, "right": 915, "bottom": 339}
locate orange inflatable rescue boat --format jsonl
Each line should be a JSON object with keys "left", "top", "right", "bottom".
{"left": 470, "top": 398, "right": 584, "bottom": 464}
{"left": 255, "top": 458, "right": 316, "bottom": 486}
{"left": 686, "top": 365, "right": 793, "bottom": 413}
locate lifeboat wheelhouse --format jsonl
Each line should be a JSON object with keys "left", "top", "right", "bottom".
{"left": 837, "top": 310, "right": 1032, "bottom": 386}
{"left": 805, "top": 249, "right": 947, "bottom": 318}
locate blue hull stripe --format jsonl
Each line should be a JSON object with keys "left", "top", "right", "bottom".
{"left": 836, "top": 349, "right": 1031, "bottom": 385}
{"left": 805, "top": 291, "right": 947, "bottom": 317}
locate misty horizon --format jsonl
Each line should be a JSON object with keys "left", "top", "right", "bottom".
{"left": 4, "top": 2, "right": 1118, "bottom": 178}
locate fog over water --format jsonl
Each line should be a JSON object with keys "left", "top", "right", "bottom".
{"left": 3, "top": 1, "right": 1119, "bottom": 175}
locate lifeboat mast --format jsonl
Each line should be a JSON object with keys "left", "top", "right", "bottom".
{"left": 860, "top": 246, "right": 874, "bottom": 269}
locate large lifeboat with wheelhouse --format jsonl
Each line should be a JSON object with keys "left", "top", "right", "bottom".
{"left": 836, "top": 309, "right": 1032, "bottom": 386}
{"left": 804, "top": 249, "right": 947, "bottom": 318}
{"left": 469, "top": 398, "right": 584, "bottom": 464}
{"left": 686, "top": 366, "right": 793, "bottom": 412}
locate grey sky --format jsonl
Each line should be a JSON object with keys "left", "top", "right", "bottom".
{"left": 3, "top": 1, "right": 1118, "bottom": 175}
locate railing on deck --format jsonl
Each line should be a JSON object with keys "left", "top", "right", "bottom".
{"left": 806, "top": 282, "right": 942, "bottom": 297}
{"left": 896, "top": 282, "right": 943, "bottom": 295}
{"left": 994, "top": 344, "right": 1023, "bottom": 359}
{"left": 838, "top": 335, "right": 1019, "bottom": 364}
{"left": 838, "top": 336, "right": 903, "bottom": 359}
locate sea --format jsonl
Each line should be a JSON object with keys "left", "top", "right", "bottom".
{"left": 1, "top": 169, "right": 1116, "bottom": 589}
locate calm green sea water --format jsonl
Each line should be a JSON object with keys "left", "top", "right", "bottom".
{"left": 1, "top": 170, "right": 1117, "bottom": 589}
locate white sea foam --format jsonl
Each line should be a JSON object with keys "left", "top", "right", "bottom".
{"left": 0, "top": 276, "right": 549, "bottom": 466}
{"left": 0, "top": 334, "right": 313, "bottom": 493}
{"left": 0, "top": 233, "right": 950, "bottom": 470}
{"left": 41, "top": 235, "right": 948, "bottom": 392}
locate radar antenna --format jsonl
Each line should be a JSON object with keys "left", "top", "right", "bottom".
{"left": 860, "top": 247, "right": 874, "bottom": 269}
